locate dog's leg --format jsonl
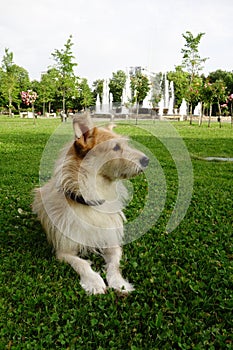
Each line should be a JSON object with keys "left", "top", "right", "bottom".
{"left": 103, "top": 246, "right": 135, "bottom": 293}
{"left": 57, "top": 252, "right": 106, "bottom": 294}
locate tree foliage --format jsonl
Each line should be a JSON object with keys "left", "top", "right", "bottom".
{"left": 181, "top": 31, "right": 208, "bottom": 80}
{"left": 51, "top": 35, "right": 78, "bottom": 112}
{"left": 202, "top": 80, "right": 227, "bottom": 125}
{"left": 185, "top": 76, "right": 203, "bottom": 110}
{"left": 37, "top": 69, "right": 60, "bottom": 114}
{"left": 207, "top": 69, "right": 233, "bottom": 94}
{"left": 0, "top": 48, "right": 30, "bottom": 114}
{"left": 109, "top": 70, "right": 127, "bottom": 103}
{"left": 150, "top": 72, "right": 162, "bottom": 107}
{"left": 92, "top": 79, "right": 104, "bottom": 103}
{"left": 167, "top": 66, "right": 189, "bottom": 108}
{"left": 130, "top": 71, "right": 150, "bottom": 105}
{"left": 78, "top": 78, "right": 94, "bottom": 110}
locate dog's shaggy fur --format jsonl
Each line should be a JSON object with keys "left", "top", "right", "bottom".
{"left": 32, "top": 113, "right": 149, "bottom": 294}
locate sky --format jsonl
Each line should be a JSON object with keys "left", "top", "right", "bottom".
{"left": 0, "top": 0, "right": 232, "bottom": 85}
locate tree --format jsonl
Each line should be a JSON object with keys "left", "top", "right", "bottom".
{"left": 207, "top": 70, "right": 233, "bottom": 123}
{"left": 130, "top": 71, "right": 150, "bottom": 105}
{"left": 200, "top": 80, "right": 227, "bottom": 127}
{"left": 150, "top": 72, "right": 162, "bottom": 108}
{"left": 129, "top": 71, "right": 150, "bottom": 124}
{"left": 207, "top": 69, "right": 233, "bottom": 94}
{"left": 109, "top": 70, "right": 127, "bottom": 103}
{"left": 227, "top": 94, "right": 233, "bottom": 127}
{"left": 167, "top": 66, "right": 189, "bottom": 108}
{"left": 78, "top": 78, "right": 94, "bottom": 110}
{"left": 38, "top": 68, "right": 60, "bottom": 114}
{"left": 181, "top": 31, "right": 208, "bottom": 124}
{"left": 21, "top": 90, "right": 37, "bottom": 124}
{"left": 30, "top": 79, "right": 41, "bottom": 113}
{"left": 16, "top": 66, "right": 30, "bottom": 94}
{"left": 92, "top": 79, "right": 104, "bottom": 103}
{"left": 185, "top": 76, "right": 203, "bottom": 124}
{"left": 0, "top": 49, "right": 16, "bottom": 115}
{"left": 211, "top": 80, "right": 227, "bottom": 119}
{"left": 51, "top": 35, "right": 78, "bottom": 113}
{"left": 181, "top": 31, "right": 208, "bottom": 81}
{"left": 0, "top": 48, "right": 30, "bottom": 115}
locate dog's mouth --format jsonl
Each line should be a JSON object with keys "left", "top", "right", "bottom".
{"left": 121, "top": 163, "right": 148, "bottom": 179}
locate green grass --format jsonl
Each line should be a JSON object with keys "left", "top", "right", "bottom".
{"left": 0, "top": 116, "right": 233, "bottom": 349}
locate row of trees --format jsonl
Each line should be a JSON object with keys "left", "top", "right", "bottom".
{"left": 0, "top": 36, "right": 95, "bottom": 115}
{"left": 0, "top": 49, "right": 30, "bottom": 115}
{"left": 0, "top": 33, "right": 233, "bottom": 122}
{"left": 167, "top": 31, "right": 233, "bottom": 124}
{"left": 0, "top": 38, "right": 151, "bottom": 116}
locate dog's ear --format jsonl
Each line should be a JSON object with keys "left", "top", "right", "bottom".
{"left": 73, "top": 112, "right": 97, "bottom": 156}
{"left": 73, "top": 112, "right": 94, "bottom": 140}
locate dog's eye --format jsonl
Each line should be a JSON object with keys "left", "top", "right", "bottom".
{"left": 113, "top": 143, "right": 121, "bottom": 151}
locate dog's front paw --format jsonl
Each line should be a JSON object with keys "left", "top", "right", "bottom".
{"left": 80, "top": 271, "right": 106, "bottom": 295}
{"left": 107, "top": 275, "right": 135, "bottom": 294}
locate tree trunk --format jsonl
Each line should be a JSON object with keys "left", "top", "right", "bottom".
{"left": 231, "top": 102, "right": 233, "bottom": 128}
{"left": 135, "top": 99, "right": 139, "bottom": 125}
{"left": 217, "top": 101, "right": 222, "bottom": 128}
{"left": 32, "top": 103, "right": 36, "bottom": 126}
{"left": 43, "top": 101, "right": 46, "bottom": 116}
{"left": 63, "top": 91, "right": 66, "bottom": 113}
{"left": 198, "top": 102, "right": 203, "bottom": 126}
{"left": 8, "top": 93, "right": 12, "bottom": 116}
{"left": 217, "top": 101, "right": 221, "bottom": 116}
{"left": 189, "top": 103, "right": 193, "bottom": 125}
{"left": 208, "top": 104, "right": 212, "bottom": 127}
{"left": 204, "top": 105, "right": 207, "bottom": 118}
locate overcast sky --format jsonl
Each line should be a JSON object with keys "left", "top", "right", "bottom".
{"left": 0, "top": 0, "right": 232, "bottom": 84}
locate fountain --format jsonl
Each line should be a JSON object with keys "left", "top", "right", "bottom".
{"left": 121, "top": 75, "right": 131, "bottom": 114}
{"left": 95, "top": 94, "right": 101, "bottom": 114}
{"left": 168, "top": 81, "right": 174, "bottom": 115}
{"left": 164, "top": 74, "right": 169, "bottom": 109}
{"left": 109, "top": 92, "right": 113, "bottom": 111}
{"left": 194, "top": 102, "right": 202, "bottom": 116}
{"left": 143, "top": 83, "right": 152, "bottom": 109}
{"left": 179, "top": 98, "right": 187, "bottom": 120}
{"left": 101, "top": 79, "right": 110, "bottom": 113}
{"left": 94, "top": 70, "right": 175, "bottom": 119}
{"left": 158, "top": 98, "right": 164, "bottom": 118}
{"left": 159, "top": 73, "right": 174, "bottom": 115}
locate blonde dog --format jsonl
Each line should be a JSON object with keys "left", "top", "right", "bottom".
{"left": 32, "top": 113, "right": 149, "bottom": 294}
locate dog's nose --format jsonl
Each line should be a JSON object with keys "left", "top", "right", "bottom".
{"left": 140, "top": 156, "right": 149, "bottom": 167}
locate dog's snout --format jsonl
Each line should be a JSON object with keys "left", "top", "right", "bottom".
{"left": 140, "top": 156, "right": 149, "bottom": 168}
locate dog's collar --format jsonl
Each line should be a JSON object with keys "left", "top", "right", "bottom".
{"left": 65, "top": 191, "right": 105, "bottom": 206}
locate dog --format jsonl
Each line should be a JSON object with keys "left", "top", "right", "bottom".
{"left": 32, "top": 113, "right": 149, "bottom": 294}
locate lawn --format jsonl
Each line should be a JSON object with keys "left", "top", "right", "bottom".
{"left": 0, "top": 116, "right": 232, "bottom": 349}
